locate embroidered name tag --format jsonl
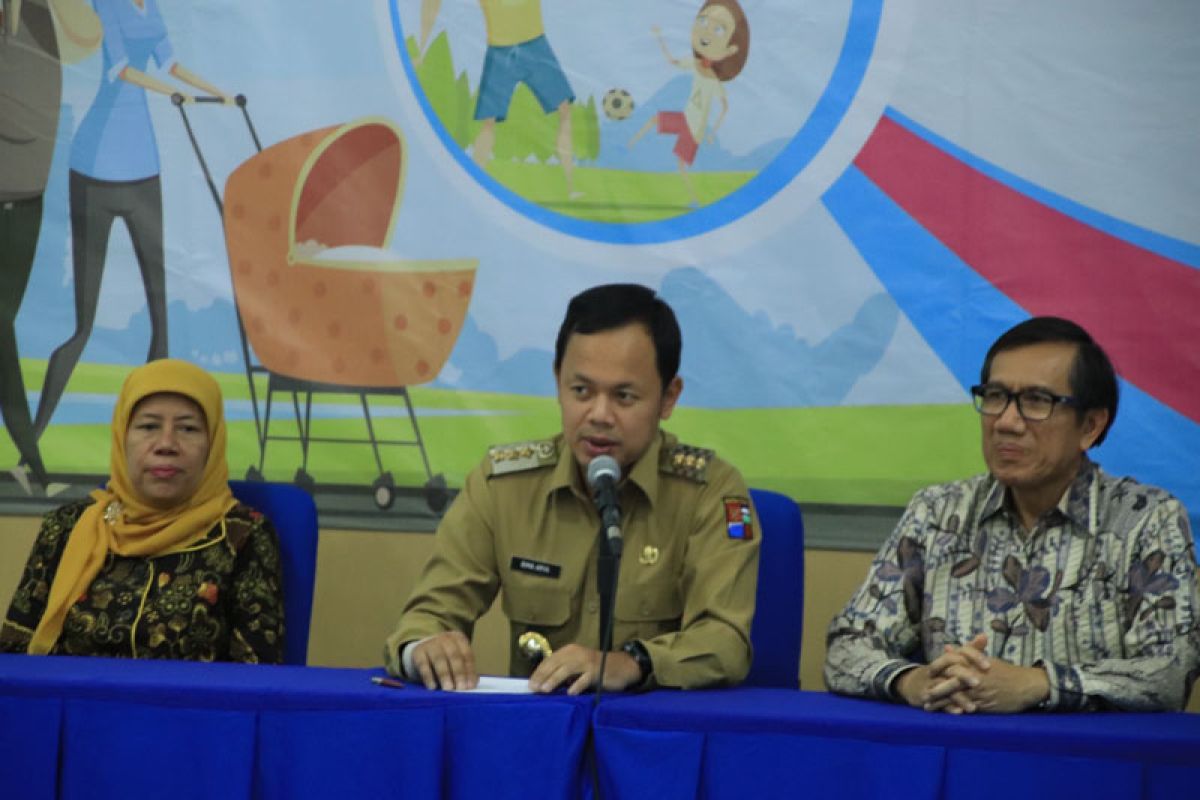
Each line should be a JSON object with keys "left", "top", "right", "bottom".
{"left": 510, "top": 556, "right": 562, "bottom": 579}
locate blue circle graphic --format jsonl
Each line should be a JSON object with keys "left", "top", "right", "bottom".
{"left": 389, "top": 0, "right": 883, "bottom": 244}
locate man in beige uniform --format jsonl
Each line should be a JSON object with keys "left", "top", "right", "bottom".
{"left": 385, "top": 283, "right": 760, "bottom": 693}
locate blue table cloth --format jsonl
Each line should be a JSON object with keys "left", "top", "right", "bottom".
{"left": 6, "top": 657, "right": 1197, "bottom": 800}
{"left": 0, "top": 654, "right": 591, "bottom": 800}
{"left": 593, "top": 688, "right": 1200, "bottom": 800}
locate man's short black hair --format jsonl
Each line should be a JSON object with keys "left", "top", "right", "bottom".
{"left": 981, "top": 316, "right": 1119, "bottom": 446}
{"left": 553, "top": 284, "right": 682, "bottom": 389}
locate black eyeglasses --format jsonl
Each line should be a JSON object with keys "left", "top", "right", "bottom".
{"left": 970, "top": 384, "right": 1079, "bottom": 421}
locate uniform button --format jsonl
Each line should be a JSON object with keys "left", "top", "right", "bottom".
{"left": 639, "top": 604, "right": 650, "bottom": 617}
{"left": 586, "top": 601, "right": 598, "bottom": 614}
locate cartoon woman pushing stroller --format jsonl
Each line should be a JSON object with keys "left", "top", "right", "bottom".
{"left": 32, "top": 0, "right": 233, "bottom": 441}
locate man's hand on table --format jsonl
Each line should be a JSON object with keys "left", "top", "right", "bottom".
{"left": 529, "top": 644, "right": 642, "bottom": 695}
{"left": 896, "top": 633, "right": 1050, "bottom": 714}
{"left": 412, "top": 631, "right": 479, "bottom": 691}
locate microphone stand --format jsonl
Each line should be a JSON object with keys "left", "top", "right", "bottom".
{"left": 593, "top": 523, "right": 621, "bottom": 706}
{"left": 589, "top": 520, "right": 622, "bottom": 800}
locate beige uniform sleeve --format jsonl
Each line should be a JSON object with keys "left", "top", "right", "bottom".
{"left": 383, "top": 463, "right": 501, "bottom": 675}
{"left": 641, "top": 462, "right": 760, "bottom": 688}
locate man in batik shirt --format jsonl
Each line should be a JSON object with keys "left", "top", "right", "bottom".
{"left": 825, "top": 317, "right": 1199, "bottom": 712}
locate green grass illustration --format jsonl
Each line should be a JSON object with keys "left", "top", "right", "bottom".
{"left": 486, "top": 162, "right": 755, "bottom": 223}
{"left": 7, "top": 361, "right": 983, "bottom": 507}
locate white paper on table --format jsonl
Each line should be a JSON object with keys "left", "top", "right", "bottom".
{"left": 450, "top": 675, "right": 534, "bottom": 694}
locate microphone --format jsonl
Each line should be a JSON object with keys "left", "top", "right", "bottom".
{"left": 586, "top": 455, "right": 622, "bottom": 558}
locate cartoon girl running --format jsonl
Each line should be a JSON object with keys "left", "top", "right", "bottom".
{"left": 628, "top": 0, "right": 750, "bottom": 207}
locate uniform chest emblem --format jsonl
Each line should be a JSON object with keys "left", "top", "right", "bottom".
{"left": 638, "top": 545, "right": 660, "bottom": 566}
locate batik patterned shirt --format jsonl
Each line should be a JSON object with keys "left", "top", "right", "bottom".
{"left": 1, "top": 499, "right": 285, "bottom": 663}
{"left": 824, "top": 459, "right": 1200, "bottom": 711}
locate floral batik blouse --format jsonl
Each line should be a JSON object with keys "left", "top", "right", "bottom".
{"left": 1, "top": 500, "right": 285, "bottom": 663}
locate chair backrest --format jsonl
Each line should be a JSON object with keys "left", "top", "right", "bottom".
{"left": 744, "top": 488, "right": 805, "bottom": 688}
{"left": 229, "top": 480, "right": 318, "bottom": 666}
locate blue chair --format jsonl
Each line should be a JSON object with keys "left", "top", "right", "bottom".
{"left": 744, "top": 488, "right": 805, "bottom": 688}
{"left": 229, "top": 480, "right": 318, "bottom": 666}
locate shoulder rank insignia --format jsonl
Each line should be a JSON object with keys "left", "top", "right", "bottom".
{"left": 659, "top": 442, "right": 714, "bottom": 483}
{"left": 487, "top": 438, "right": 559, "bottom": 476}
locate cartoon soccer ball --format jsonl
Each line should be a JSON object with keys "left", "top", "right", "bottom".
{"left": 602, "top": 88, "right": 635, "bottom": 121}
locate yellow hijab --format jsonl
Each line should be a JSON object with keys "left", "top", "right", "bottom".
{"left": 28, "top": 359, "right": 237, "bottom": 655}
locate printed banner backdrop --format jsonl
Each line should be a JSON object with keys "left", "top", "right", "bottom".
{"left": 2, "top": 0, "right": 1197, "bottom": 538}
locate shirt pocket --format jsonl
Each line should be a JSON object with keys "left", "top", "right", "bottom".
{"left": 502, "top": 583, "right": 574, "bottom": 629}
{"left": 614, "top": 580, "right": 683, "bottom": 641}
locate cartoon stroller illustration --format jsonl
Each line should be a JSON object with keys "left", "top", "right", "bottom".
{"left": 179, "top": 98, "right": 476, "bottom": 511}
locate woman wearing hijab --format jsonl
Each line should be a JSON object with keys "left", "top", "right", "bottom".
{"left": 0, "top": 359, "right": 284, "bottom": 663}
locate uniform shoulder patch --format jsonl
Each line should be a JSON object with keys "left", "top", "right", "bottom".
{"left": 487, "top": 438, "right": 559, "bottom": 477}
{"left": 723, "top": 496, "right": 754, "bottom": 540}
{"left": 659, "top": 442, "right": 714, "bottom": 483}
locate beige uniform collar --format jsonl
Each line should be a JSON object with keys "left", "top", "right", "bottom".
{"left": 626, "top": 431, "right": 667, "bottom": 506}
{"left": 545, "top": 431, "right": 668, "bottom": 507}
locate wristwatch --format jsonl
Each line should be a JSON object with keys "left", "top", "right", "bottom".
{"left": 621, "top": 640, "right": 653, "bottom": 686}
